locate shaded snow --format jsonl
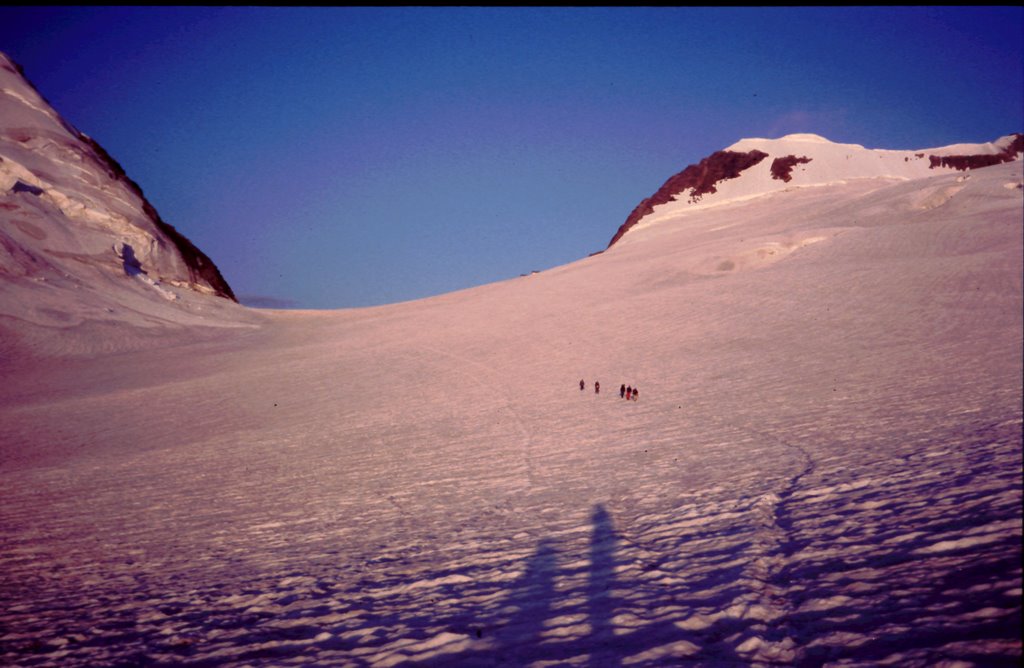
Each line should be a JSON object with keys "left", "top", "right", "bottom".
{"left": 1, "top": 150, "right": 1020, "bottom": 666}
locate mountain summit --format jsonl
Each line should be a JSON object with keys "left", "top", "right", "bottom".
{"left": 609, "top": 132, "right": 1023, "bottom": 247}
{"left": 0, "top": 52, "right": 237, "bottom": 340}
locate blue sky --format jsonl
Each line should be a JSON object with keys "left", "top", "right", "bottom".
{"left": 2, "top": 7, "right": 1021, "bottom": 308}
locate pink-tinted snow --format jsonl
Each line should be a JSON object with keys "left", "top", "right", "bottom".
{"left": 1, "top": 53, "right": 1022, "bottom": 666}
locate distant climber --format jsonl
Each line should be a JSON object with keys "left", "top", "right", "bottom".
{"left": 595, "top": 381, "right": 600, "bottom": 394}
{"left": 632, "top": 387, "right": 639, "bottom": 401}
{"left": 620, "top": 384, "right": 626, "bottom": 398}
{"left": 626, "top": 385, "right": 632, "bottom": 400}
{"left": 580, "top": 379, "right": 585, "bottom": 391}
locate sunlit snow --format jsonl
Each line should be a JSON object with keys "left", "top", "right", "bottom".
{"left": 1, "top": 50, "right": 1021, "bottom": 667}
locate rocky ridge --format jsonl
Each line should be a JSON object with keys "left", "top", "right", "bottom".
{"left": 609, "top": 132, "right": 1024, "bottom": 247}
{"left": 0, "top": 52, "right": 235, "bottom": 315}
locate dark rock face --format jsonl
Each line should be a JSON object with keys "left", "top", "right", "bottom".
{"left": 140, "top": 199, "right": 237, "bottom": 302}
{"left": 770, "top": 155, "right": 813, "bottom": 182}
{"left": 607, "top": 150, "right": 769, "bottom": 248}
{"left": 78, "top": 135, "right": 237, "bottom": 302}
{"left": 6, "top": 54, "right": 236, "bottom": 303}
{"left": 928, "top": 134, "right": 1024, "bottom": 172}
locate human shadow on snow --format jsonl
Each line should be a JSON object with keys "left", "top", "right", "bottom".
{"left": 150, "top": 503, "right": 755, "bottom": 667}
{"left": 389, "top": 504, "right": 625, "bottom": 667}
{"left": 586, "top": 505, "right": 623, "bottom": 666}
{"left": 409, "top": 451, "right": 1020, "bottom": 666}
{"left": 386, "top": 503, "right": 756, "bottom": 667}
{"left": 33, "top": 455, "right": 1019, "bottom": 668}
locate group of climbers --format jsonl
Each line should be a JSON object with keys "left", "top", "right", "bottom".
{"left": 579, "top": 379, "right": 638, "bottom": 401}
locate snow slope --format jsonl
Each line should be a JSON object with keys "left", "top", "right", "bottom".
{"left": 0, "top": 52, "right": 1021, "bottom": 665}
{"left": 1, "top": 160, "right": 1020, "bottom": 666}
{"left": 611, "top": 131, "right": 1023, "bottom": 244}
{"left": 0, "top": 52, "right": 245, "bottom": 358}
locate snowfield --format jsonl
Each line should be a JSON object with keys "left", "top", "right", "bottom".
{"left": 2, "top": 46, "right": 1023, "bottom": 663}
{"left": 1, "top": 150, "right": 1021, "bottom": 666}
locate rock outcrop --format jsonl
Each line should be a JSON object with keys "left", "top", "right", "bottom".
{"left": 78, "top": 132, "right": 236, "bottom": 301}
{"left": 609, "top": 132, "right": 1023, "bottom": 248}
{"left": 928, "top": 134, "right": 1024, "bottom": 172}
{"left": 0, "top": 52, "right": 235, "bottom": 303}
{"left": 770, "top": 155, "right": 813, "bottom": 182}
{"left": 607, "top": 150, "right": 769, "bottom": 248}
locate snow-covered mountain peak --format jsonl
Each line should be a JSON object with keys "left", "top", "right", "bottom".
{"left": 609, "top": 131, "right": 1023, "bottom": 247}
{"left": 777, "top": 132, "right": 832, "bottom": 142}
{"left": 727, "top": 134, "right": 867, "bottom": 153}
{"left": 0, "top": 51, "right": 243, "bottom": 341}
{"left": 732, "top": 132, "right": 848, "bottom": 147}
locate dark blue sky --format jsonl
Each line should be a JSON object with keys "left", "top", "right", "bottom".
{"left": 2, "top": 7, "right": 1021, "bottom": 308}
